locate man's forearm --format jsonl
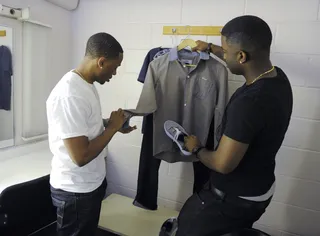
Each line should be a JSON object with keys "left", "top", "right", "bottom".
{"left": 209, "top": 44, "right": 224, "bottom": 61}
{"left": 73, "top": 127, "right": 117, "bottom": 167}
{"left": 197, "top": 148, "right": 218, "bottom": 171}
{"left": 197, "top": 148, "right": 230, "bottom": 174}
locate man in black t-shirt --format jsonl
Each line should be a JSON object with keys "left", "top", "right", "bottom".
{"left": 175, "top": 16, "right": 293, "bottom": 236}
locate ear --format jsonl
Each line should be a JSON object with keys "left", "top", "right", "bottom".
{"left": 238, "top": 51, "right": 248, "bottom": 64}
{"left": 97, "top": 57, "right": 105, "bottom": 69}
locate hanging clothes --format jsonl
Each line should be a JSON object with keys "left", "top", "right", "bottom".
{"left": 138, "top": 47, "right": 171, "bottom": 84}
{"left": 132, "top": 47, "right": 228, "bottom": 210}
{"left": 137, "top": 47, "right": 170, "bottom": 134}
{"left": 128, "top": 47, "right": 229, "bottom": 162}
{"left": 0, "top": 46, "right": 13, "bottom": 111}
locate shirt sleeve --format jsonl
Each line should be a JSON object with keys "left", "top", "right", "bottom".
{"left": 214, "top": 64, "right": 229, "bottom": 148}
{"left": 224, "top": 97, "right": 264, "bottom": 144}
{"left": 137, "top": 50, "right": 152, "bottom": 83}
{"left": 127, "top": 61, "right": 158, "bottom": 116}
{"left": 52, "top": 96, "right": 90, "bottom": 139}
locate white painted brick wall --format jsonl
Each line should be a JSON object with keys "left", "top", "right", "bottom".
{"left": 181, "top": 0, "right": 246, "bottom": 25}
{"left": 274, "top": 23, "right": 320, "bottom": 54}
{"left": 72, "top": 1, "right": 320, "bottom": 235}
{"left": 246, "top": 0, "right": 320, "bottom": 22}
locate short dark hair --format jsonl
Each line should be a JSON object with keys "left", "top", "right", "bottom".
{"left": 221, "top": 15, "right": 272, "bottom": 52}
{"left": 85, "top": 32, "right": 123, "bottom": 59}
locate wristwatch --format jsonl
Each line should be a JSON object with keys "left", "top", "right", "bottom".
{"left": 206, "top": 43, "right": 212, "bottom": 53}
{"left": 192, "top": 146, "right": 204, "bottom": 158}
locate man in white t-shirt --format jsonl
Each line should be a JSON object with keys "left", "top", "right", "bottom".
{"left": 46, "top": 32, "right": 136, "bottom": 236}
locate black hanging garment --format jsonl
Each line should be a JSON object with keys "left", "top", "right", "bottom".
{"left": 0, "top": 46, "right": 13, "bottom": 111}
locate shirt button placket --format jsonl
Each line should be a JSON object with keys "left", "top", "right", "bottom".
{"left": 184, "top": 75, "right": 190, "bottom": 107}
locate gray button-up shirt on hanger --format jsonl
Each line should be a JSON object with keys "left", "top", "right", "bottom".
{"left": 127, "top": 47, "right": 228, "bottom": 163}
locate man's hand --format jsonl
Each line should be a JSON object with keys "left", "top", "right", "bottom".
{"left": 184, "top": 135, "right": 201, "bottom": 152}
{"left": 118, "top": 125, "right": 137, "bottom": 134}
{"left": 107, "top": 109, "right": 126, "bottom": 132}
{"left": 192, "top": 40, "right": 209, "bottom": 52}
{"left": 193, "top": 40, "right": 224, "bottom": 60}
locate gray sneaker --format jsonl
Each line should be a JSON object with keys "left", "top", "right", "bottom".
{"left": 164, "top": 120, "right": 192, "bottom": 156}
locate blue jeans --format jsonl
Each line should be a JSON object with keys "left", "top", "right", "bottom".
{"left": 50, "top": 179, "right": 107, "bottom": 236}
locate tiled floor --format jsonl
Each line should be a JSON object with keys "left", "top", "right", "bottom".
{"left": 98, "top": 194, "right": 179, "bottom": 236}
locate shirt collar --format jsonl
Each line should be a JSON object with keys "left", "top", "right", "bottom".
{"left": 169, "top": 47, "right": 210, "bottom": 61}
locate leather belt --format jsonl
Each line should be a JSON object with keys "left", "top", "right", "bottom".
{"left": 210, "top": 186, "right": 271, "bottom": 210}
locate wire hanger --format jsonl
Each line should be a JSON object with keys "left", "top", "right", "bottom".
{"left": 178, "top": 26, "right": 197, "bottom": 51}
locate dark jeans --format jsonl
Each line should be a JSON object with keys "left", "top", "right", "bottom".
{"left": 50, "top": 179, "right": 107, "bottom": 236}
{"left": 176, "top": 184, "right": 271, "bottom": 236}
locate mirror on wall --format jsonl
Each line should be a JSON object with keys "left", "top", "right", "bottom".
{"left": 0, "top": 25, "right": 14, "bottom": 149}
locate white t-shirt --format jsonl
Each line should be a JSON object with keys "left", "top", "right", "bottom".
{"left": 46, "top": 71, "right": 107, "bottom": 193}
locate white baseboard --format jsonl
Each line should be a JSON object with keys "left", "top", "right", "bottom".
{"left": 0, "top": 139, "right": 14, "bottom": 149}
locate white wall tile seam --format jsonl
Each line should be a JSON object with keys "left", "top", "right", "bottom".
{"left": 280, "top": 146, "right": 320, "bottom": 154}
{"left": 317, "top": 1, "right": 320, "bottom": 20}
{"left": 292, "top": 86, "right": 320, "bottom": 92}
{"left": 121, "top": 73, "right": 139, "bottom": 76}
{"left": 123, "top": 48, "right": 149, "bottom": 52}
{"left": 228, "top": 78, "right": 244, "bottom": 82}
{"left": 276, "top": 174, "right": 320, "bottom": 185}
{"left": 282, "top": 145, "right": 320, "bottom": 153}
{"left": 271, "top": 52, "right": 320, "bottom": 57}
{"left": 280, "top": 232, "right": 300, "bottom": 236}
{"left": 289, "top": 117, "right": 320, "bottom": 123}
{"left": 243, "top": 0, "right": 248, "bottom": 14}
{"left": 126, "top": 144, "right": 142, "bottom": 149}
{"left": 290, "top": 116, "right": 320, "bottom": 122}
{"left": 180, "top": 0, "right": 183, "bottom": 23}
{"left": 271, "top": 200, "right": 320, "bottom": 213}
{"left": 289, "top": 85, "right": 316, "bottom": 89}
{"left": 305, "top": 85, "right": 320, "bottom": 89}
{"left": 268, "top": 19, "right": 320, "bottom": 24}
{"left": 271, "top": 24, "right": 279, "bottom": 48}
{"left": 124, "top": 47, "right": 152, "bottom": 50}
{"left": 273, "top": 25, "right": 280, "bottom": 49}
{"left": 166, "top": 173, "right": 195, "bottom": 183}
{"left": 126, "top": 20, "right": 181, "bottom": 24}
{"left": 106, "top": 160, "right": 139, "bottom": 171}
{"left": 271, "top": 53, "right": 320, "bottom": 58}
{"left": 255, "top": 223, "right": 282, "bottom": 233}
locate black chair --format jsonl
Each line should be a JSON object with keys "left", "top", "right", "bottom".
{"left": 0, "top": 175, "right": 56, "bottom": 236}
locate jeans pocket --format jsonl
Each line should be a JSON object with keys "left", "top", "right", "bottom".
{"left": 51, "top": 196, "right": 66, "bottom": 228}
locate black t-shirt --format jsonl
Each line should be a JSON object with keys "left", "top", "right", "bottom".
{"left": 210, "top": 67, "right": 293, "bottom": 196}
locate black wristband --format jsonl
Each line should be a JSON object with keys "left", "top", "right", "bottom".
{"left": 194, "top": 147, "right": 204, "bottom": 159}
